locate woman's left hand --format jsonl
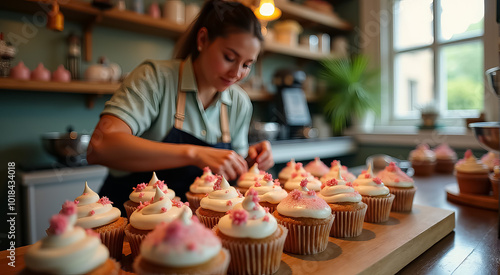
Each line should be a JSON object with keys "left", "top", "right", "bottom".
{"left": 246, "top": 140, "right": 274, "bottom": 170}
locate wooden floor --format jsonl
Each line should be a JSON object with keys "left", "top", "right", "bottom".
{"left": 397, "top": 174, "right": 500, "bottom": 274}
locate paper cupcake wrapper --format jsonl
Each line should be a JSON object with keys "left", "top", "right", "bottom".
{"left": 93, "top": 218, "right": 127, "bottom": 261}
{"left": 330, "top": 205, "right": 367, "bottom": 238}
{"left": 133, "top": 248, "right": 230, "bottom": 275}
{"left": 277, "top": 215, "right": 334, "bottom": 255}
{"left": 123, "top": 201, "right": 139, "bottom": 220}
{"left": 195, "top": 208, "right": 222, "bottom": 229}
{"left": 388, "top": 187, "right": 417, "bottom": 212}
{"left": 124, "top": 225, "right": 148, "bottom": 260}
{"left": 185, "top": 192, "right": 202, "bottom": 213}
{"left": 362, "top": 194, "right": 395, "bottom": 223}
{"left": 215, "top": 225, "right": 287, "bottom": 275}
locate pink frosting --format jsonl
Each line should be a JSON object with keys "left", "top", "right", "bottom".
{"left": 304, "top": 157, "right": 330, "bottom": 177}
{"left": 480, "top": 152, "right": 499, "bottom": 170}
{"left": 277, "top": 180, "right": 331, "bottom": 219}
{"left": 433, "top": 143, "right": 457, "bottom": 161}
{"left": 376, "top": 162, "right": 414, "bottom": 187}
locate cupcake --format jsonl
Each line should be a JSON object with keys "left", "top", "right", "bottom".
{"left": 353, "top": 165, "right": 395, "bottom": 223}
{"left": 278, "top": 159, "right": 296, "bottom": 186}
{"left": 481, "top": 152, "right": 499, "bottom": 172}
{"left": 236, "top": 163, "right": 265, "bottom": 193}
{"left": 124, "top": 172, "right": 175, "bottom": 219}
{"left": 196, "top": 176, "right": 245, "bottom": 229}
{"left": 433, "top": 143, "right": 457, "bottom": 174}
{"left": 455, "top": 149, "right": 491, "bottom": 195}
{"left": 490, "top": 164, "right": 500, "bottom": 200}
{"left": 274, "top": 179, "right": 334, "bottom": 255}
{"left": 409, "top": 144, "right": 436, "bottom": 176}
{"left": 245, "top": 173, "right": 288, "bottom": 213}
{"left": 125, "top": 186, "right": 192, "bottom": 259}
{"left": 318, "top": 166, "right": 367, "bottom": 238}
{"left": 214, "top": 189, "right": 288, "bottom": 275}
{"left": 133, "top": 209, "right": 230, "bottom": 275}
{"left": 74, "top": 182, "right": 127, "bottom": 260}
{"left": 304, "top": 157, "right": 330, "bottom": 178}
{"left": 284, "top": 162, "right": 322, "bottom": 192}
{"left": 185, "top": 167, "right": 218, "bottom": 213}
{"left": 24, "top": 201, "right": 120, "bottom": 275}
{"left": 320, "top": 160, "right": 357, "bottom": 183}
{"left": 377, "top": 162, "right": 417, "bottom": 212}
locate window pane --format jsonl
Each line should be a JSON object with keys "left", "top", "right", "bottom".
{"left": 439, "top": 0, "right": 484, "bottom": 42}
{"left": 394, "top": 49, "right": 434, "bottom": 117}
{"left": 441, "top": 41, "right": 483, "bottom": 112}
{"left": 394, "top": 0, "right": 433, "bottom": 49}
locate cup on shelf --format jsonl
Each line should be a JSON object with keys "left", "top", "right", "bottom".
{"left": 164, "top": 0, "right": 185, "bottom": 25}
{"left": 317, "top": 33, "right": 331, "bottom": 55}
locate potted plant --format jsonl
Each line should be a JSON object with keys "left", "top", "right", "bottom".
{"left": 319, "top": 54, "right": 380, "bottom": 134}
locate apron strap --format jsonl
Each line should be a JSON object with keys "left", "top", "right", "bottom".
{"left": 174, "top": 59, "right": 231, "bottom": 144}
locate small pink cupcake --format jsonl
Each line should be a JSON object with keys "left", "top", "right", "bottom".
{"left": 353, "top": 164, "right": 395, "bottom": 223}
{"left": 409, "top": 144, "right": 436, "bottom": 176}
{"left": 284, "top": 163, "right": 322, "bottom": 192}
{"left": 455, "top": 150, "right": 490, "bottom": 195}
{"left": 320, "top": 160, "right": 357, "bottom": 183}
{"left": 377, "top": 162, "right": 417, "bottom": 212}
{"left": 433, "top": 143, "right": 457, "bottom": 174}
{"left": 304, "top": 157, "right": 330, "bottom": 178}
{"left": 236, "top": 163, "right": 265, "bottom": 193}
{"left": 481, "top": 152, "right": 499, "bottom": 172}
{"left": 185, "top": 167, "right": 219, "bottom": 213}
{"left": 245, "top": 173, "right": 288, "bottom": 213}
{"left": 278, "top": 159, "right": 296, "bottom": 186}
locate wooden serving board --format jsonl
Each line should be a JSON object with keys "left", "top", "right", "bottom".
{"left": 0, "top": 205, "right": 454, "bottom": 275}
{"left": 445, "top": 183, "right": 499, "bottom": 210}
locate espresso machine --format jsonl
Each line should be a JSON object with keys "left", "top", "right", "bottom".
{"left": 273, "top": 68, "right": 314, "bottom": 139}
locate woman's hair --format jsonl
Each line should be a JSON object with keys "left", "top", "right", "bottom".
{"left": 173, "top": 0, "right": 263, "bottom": 60}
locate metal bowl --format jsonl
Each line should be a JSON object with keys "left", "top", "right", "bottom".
{"left": 469, "top": 122, "right": 500, "bottom": 153}
{"left": 248, "top": 122, "right": 280, "bottom": 143}
{"left": 41, "top": 131, "right": 91, "bottom": 166}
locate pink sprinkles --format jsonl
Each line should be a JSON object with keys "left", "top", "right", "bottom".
{"left": 230, "top": 209, "right": 248, "bottom": 225}
{"left": 60, "top": 200, "right": 77, "bottom": 216}
{"left": 226, "top": 200, "right": 233, "bottom": 206}
{"left": 326, "top": 178, "right": 338, "bottom": 186}
{"left": 373, "top": 177, "right": 382, "bottom": 185}
{"left": 98, "top": 196, "right": 113, "bottom": 205}
{"left": 274, "top": 179, "right": 280, "bottom": 186}
{"left": 263, "top": 216, "right": 270, "bottom": 222}
{"left": 290, "top": 189, "right": 303, "bottom": 200}
{"left": 139, "top": 193, "right": 145, "bottom": 198}
{"left": 387, "top": 162, "right": 397, "bottom": 172}
{"left": 134, "top": 183, "right": 147, "bottom": 192}
{"left": 48, "top": 214, "right": 68, "bottom": 235}
{"left": 213, "top": 176, "right": 223, "bottom": 191}
{"left": 171, "top": 199, "right": 183, "bottom": 208}
{"left": 300, "top": 178, "right": 308, "bottom": 188}
{"left": 464, "top": 149, "right": 473, "bottom": 159}
{"left": 154, "top": 180, "right": 166, "bottom": 190}
{"left": 264, "top": 173, "right": 273, "bottom": 181}
{"left": 89, "top": 210, "right": 95, "bottom": 216}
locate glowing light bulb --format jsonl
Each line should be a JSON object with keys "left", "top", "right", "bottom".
{"left": 259, "top": 3, "right": 275, "bottom": 16}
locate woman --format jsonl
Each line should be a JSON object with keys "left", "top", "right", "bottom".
{"left": 87, "top": 0, "right": 274, "bottom": 213}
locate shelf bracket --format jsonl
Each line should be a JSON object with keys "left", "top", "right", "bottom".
{"left": 85, "top": 94, "right": 100, "bottom": 109}
{"left": 83, "top": 23, "right": 94, "bottom": 62}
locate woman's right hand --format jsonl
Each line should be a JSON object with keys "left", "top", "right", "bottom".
{"left": 193, "top": 147, "right": 248, "bottom": 181}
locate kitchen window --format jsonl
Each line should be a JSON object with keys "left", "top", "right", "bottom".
{"left": 373, "top": 0, "right": 488, "bottom": 127}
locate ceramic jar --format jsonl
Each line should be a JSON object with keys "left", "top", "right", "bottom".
{"left": 31, "top": 63, "right": 51, "bottom": 81}
{"left": 9, "top": 61, "right": 30, "bottom": 80}
{"left": 52, "top": 65, "right": 71, "bottom": 82}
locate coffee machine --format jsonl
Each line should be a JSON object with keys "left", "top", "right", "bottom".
{"left": 273, "top": 68, "right": 313, "bottom": 139}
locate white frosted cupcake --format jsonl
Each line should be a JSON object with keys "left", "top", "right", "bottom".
{"left": 318, "top": 166, "right": 367, "bottom": 238}
{"left": 284, "top": 162, "right": 322, "bottom": 192}
{"left": 214, "top": 189, "right": 287, "bottom": 275}
{"left": 353, "top": 164, "right": 395, "bottom": 223}
{"left": 196, "top": 176, "right": 245, "bottom": 229}
{"left": 245, "top": 173, "right": 288, "bottom": 213}
{"left": 74, "top": 182, "right": 127, "bottom": 260}
{"left": 236, "top": 163, "right": 265, "bottom": 193}
{"left": 455, "top": 149, "right": 491, "bottom": 195}
{"left": 185, "top": 167, "right": 218, "bottom": 213}
{"left": 278, "top": 159, "right": 296, "bottom": 186}
{"left": 125, "top": 186, "right": 192, "bottom": 259}
{"left": 409, "top": 144, "right": 436, "bottom": 176}
{"left": 274, "top": 179, "right": 334, "bottom": 255}
{"left": 377, "top": 162, "right": 417, "bottom": 212}
{"left": 320, "top": 160, "right": 357, "bottom": 183}
{"left": 24, "top": 201, "right": 120, "bottom": 275}
{"left": 124, "top": 172, "right": 175, "bottom": 218}
{"left": 133, "top": 209, "right": 230, "bottom": 275}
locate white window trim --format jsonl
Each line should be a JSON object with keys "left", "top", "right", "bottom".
{"left": 358, "top": 0, "right": 499, "bottom": 132}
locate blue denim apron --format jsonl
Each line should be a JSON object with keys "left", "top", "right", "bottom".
{"left": 99, "top": 61, "right": 232, "bottom": 215}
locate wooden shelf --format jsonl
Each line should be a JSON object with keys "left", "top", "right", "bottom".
{"left": 0, "top": 78, "right": 119, "bottom": 94}
{"left": 264, "top": 40, "right": 335, "bottom": 60}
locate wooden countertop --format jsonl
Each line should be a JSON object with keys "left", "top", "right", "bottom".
{"left": 1, "top": 174, "right": 498, "bottom": 274}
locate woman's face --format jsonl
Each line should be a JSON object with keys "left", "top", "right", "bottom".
{"left": 197, "top": 30, "right": 261, "bottom": 92}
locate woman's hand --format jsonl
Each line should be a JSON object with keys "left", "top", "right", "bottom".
{"left": 193, "top": 147, "right": 248, "bottom": 181}
{"left": 246, "top": 141, "right": 274, "bottom": 170}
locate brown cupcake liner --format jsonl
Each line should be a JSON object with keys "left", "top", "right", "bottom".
{"left": 435, "top": 159, "right": 456, "bottom": 174}
{"left": 133, "top": 248, "right": 230, "bottom": 275}
{"left": 185, "top": 192, "right": 203, "bottom": 214}
{"left": 361, "top": 194, "right": 395, "bottom": 223}
{"left": 330, "top": 204, "right": 367, "bottom": 238}
{"left": 388, "top": 187, "right": 417, "bottom": 212}
{"left": 411, "top": 161, "right": 436, "bottom": 177}
{"left": 123, "top": 200, "right": 139, "bottom": 220}
{"left": 490, "top": 174, "right": 500, "bottom": 200}
{"left": 455, "top": 172, "right": 491, "bottom": 195}
{"left": 276, "top": 215, "right": 334, "bottom": 255}
{"left": 195, "top": 208, "right": 223, "bottom": 229}
{"left": 214, "top": 225, "right": 287, "bottom": 275}
{"left": 124, "top": 224, "right": 149, "bottom": 260}
{"left": 94, "top": 217, "right": 128, "bottom": 261}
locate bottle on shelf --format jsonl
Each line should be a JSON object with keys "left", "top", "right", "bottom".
{"left": 67, "top": 33, "right": 81, "bottom": 80}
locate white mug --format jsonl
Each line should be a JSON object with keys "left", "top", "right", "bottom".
{"left": 164, "top": 0, "right": 185, "bottom": 25}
